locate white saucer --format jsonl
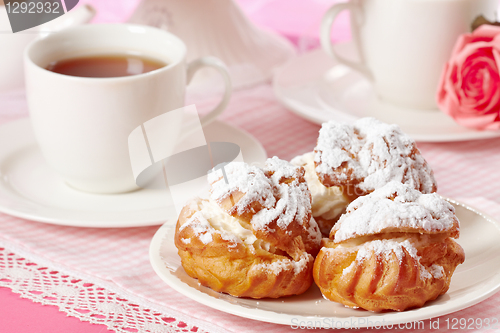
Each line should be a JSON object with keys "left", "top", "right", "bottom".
{"left": 273, "top": 44, "right": 500, "bottom": 142}
{"left": 150, "top": 199, "right": 500, "bottom": 326}
{"left": 0, "top": 118, "right": 267, "bottom": 228}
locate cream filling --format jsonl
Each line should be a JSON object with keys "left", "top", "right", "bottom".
{"left": 294, "top": 152, "right": 349, "bottom": 220}
{"left": 199, "top": 199, "right": 259, "bottom": 246}
{"left": 252, "top": 252, "right": 311, "bottom": 276}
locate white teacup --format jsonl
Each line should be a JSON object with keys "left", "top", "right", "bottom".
{"left": 321, "top": 0, "right": 498, "bottom": 109}
{"left": 25, "top": 24, "right": 231, "bottom": 194}
{"left": 0, "top": 3, "right": 95, "bottom": 91}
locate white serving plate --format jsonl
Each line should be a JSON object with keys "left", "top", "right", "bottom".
{"left": 150, "top": 198, "right": 500, "bottom": 327}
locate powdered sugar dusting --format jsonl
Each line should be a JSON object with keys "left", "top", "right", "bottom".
{"left": 252, "top": 157, "right": 311, "bottom": 230}
{"left": 341, "top": 239, "right": 416, "bottom": 276}
{"left": 356, "top": 239, "right": 416, "bottom": 263}
{"left": 306, "top": 217, "right": 322, "bottom": 244}
{"left": 429, "top": 264, "right": 444, "bottom": 279}
{"left": 336, "top": 239, "right": 447, "bottom": 280}
{"left": 179, "top": 211, "right": 214, "bottom": 244}
{"left": 342, "top": 261, "right": 356, "bottom": 275}
{"left": 314, "top": 118, "right": 436, "bottom": 193}
{"left": 254, "top": 259, "right": 289, "bottom": 275}
{"left": 183, "top": 157, "right": 318, "bottom": 252}
{"left": 208, "top": 162, "right": 275, "bottom": 215}
{"left": 342, "top": 239, "right": 441, "bottom": 280}
{"left": 292, "top": 253, "right": 311, "bottom": 275}
{"left": 210, "top": 157, "right": 312, "bottom": 232}
{"left": 253, "top": 253, "right": 310, "bottom": 276}
{"left": 333, "top": 182, "right": 457, "bottom": 243}
{"left": 218, "top": 232, "right": 241, "bottom": 248}
{"left": 418, "top": 262, "right": 444, "bottom": 280}
{"left": 183, "top": 157, "right": 317, "bottom": 249}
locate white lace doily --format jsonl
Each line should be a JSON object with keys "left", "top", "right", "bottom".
{"left": 0, "top": 241, "right": 228, "bottom": 333}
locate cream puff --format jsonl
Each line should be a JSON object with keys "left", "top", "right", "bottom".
{"left": 313, "top": 181, "right": 465, "bottom": 312}
{"left": 293, "top": 117, "right": 437, "bottom": 236}
{"left": 175, "top": 157, "right": 322, "bottom": 298}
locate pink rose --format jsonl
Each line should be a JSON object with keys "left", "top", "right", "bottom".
{"left": 437, "top": 25, "right": 500, "bottom": 130}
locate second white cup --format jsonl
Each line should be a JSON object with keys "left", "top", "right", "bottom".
{"left": 25, "top": 24, "right": 231, "bottom": 194}
{"left": 321, "top": 0, "right": 498, "bottom": 109}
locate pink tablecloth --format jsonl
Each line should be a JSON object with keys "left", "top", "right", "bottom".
{"left": 1, "top": 1, "right": 500, "bottom": 333}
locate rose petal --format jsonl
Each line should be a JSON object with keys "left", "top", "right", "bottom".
{"left": 443, "top": 65, "right": 462, "bottom": 107}
{"left": 481, "top": 119, "right": 500, "bottom": 130}
{"left": 439, "top": 85, "right": 462, "bottom": 118}
{"left": 492, "top": 32, "right": 500, "bottom": 51}
{"left": 460, "top": 57, "right": 499, "bottom": 111}
{"left": 493, "top": 47, "right": 500, "bottom": 70}
{"left": 437, "top": 62, "right": 450, "bottom": 106}
{"left": 471, "top": 52, "right": 500, "bottom": 112}
{"left": 473, "top": 25, "right": 500, "bottom": 40}
{"left": 454, "top": 42, "right": 496, "bottom": 64}
{"left": 451, "top": 26, "right": 500, "bottom": 56}
{"left": 477, "top": 67, "right": 500, "bottom": 112}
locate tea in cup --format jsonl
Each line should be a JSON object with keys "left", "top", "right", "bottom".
{"left": 25, "top": 24, "right": 232, "bottom": 194}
